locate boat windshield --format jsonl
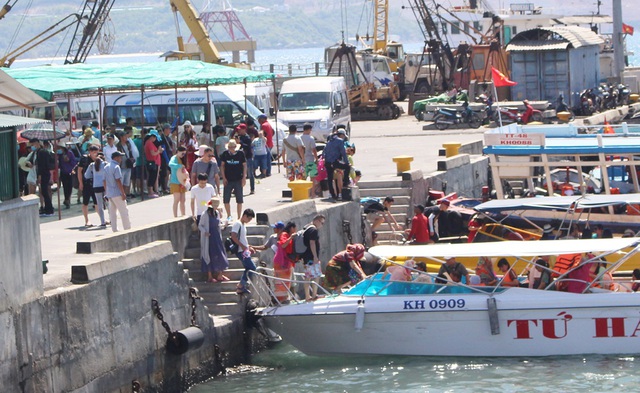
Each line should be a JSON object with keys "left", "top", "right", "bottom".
{"left": 278, "top": 92, "right": 331, "bottom": 111}
{"left": 343, "top": 273, "right": 508, "bottom": 296}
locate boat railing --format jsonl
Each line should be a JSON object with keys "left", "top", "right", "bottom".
{"left": 247, "top": 269, "right": 332, "bottom": 308}
{"left": 250, "top": 62, "right": 329, "bottom": 77}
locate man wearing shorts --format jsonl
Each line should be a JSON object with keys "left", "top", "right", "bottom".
{"left": 219, "top": 139, "right": 246, "bottom": 222}
{"left": 300, "top": 214, "right": 326, "bottom": 302}
{"left": 300, "top": 123, "right": 319, "bottom": 198}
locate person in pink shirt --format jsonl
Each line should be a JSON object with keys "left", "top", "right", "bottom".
{"left": 144, "top": 131, "right": 163, "bottom": 198}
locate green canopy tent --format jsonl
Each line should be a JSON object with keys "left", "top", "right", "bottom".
{"left": 6, "top": 60, "right": 279, "bottom": 209}
{"left": 5, "top": 60, "right": 275, "bottom": 100}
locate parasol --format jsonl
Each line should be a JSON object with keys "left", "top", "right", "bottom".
{"left": 20, "top": 124, "right": 66, "bottom": 141}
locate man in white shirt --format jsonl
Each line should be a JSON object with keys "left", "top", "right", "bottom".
{"left": 231, "top": 208, "right": 256, "bottom": 294}
{"left": 190, "top": 173, "right": 217, "bottom": 221}
{"left": 103, "top": 151, "right": 131, "bottom": 232}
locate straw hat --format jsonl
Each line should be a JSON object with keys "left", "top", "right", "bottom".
{"left": 207, "top": 198, "right": 221, "bottom": 209}
{"left": 18, "top": 157, "right": 31, "bottom": 172}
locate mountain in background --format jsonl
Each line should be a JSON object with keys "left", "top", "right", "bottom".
{"left": 0, "top": 0, "right": 637, "bottom": 61}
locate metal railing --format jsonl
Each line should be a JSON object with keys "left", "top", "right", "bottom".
{"left": 248, "top": 269, "right": 332, "bottom": 309}
{"left": 251, "top": 62, "right": 329, "bottom": 77}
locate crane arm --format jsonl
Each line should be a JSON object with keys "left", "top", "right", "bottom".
{"left": 372, "top": 0, "right": 388, "bottom": 52}
{"left": 65, "top": 0, "right": 116, "bottom": 64}
{"left": 0, "top": 0, "right": 18, "bottom": 20}
{"left": 170, "top": 0, "right": 221, "bottom": 63}
{"left": 1, "top": 13, "right": 80, "bottom": 67}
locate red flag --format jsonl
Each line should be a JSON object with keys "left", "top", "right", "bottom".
{"left": 623, "top": 23, "right": 634, "bottom": 35}
{"left": 491, "top": 67, "right": 517, "bottom": 87}
{"left": 604, "top": 117, "right": 614, "bottom": 134}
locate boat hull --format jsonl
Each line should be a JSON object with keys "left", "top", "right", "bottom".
{"left": 262, "top": 289, "right": 640, "bottom": 357}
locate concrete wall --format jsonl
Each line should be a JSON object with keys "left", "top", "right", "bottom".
{"left": 404, "top": 153, "right": 490, "bottom": 203}
{"left": 1, "top": 241, "right": 238, "bottom": 393}
{"left": 77, "top": 217, "right": 192, "bottom": 260}
{"left": 0, "top": 195, "right": 43, "bottom": 312}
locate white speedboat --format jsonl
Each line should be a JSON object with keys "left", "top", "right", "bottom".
{"left": 257, "top": 238, "right": 640, "bottom": 357}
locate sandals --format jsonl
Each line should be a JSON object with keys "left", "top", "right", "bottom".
{"left": 207, "top": 278, "right": 218, "bottom": 283}
{"left": 218, "top": 275, "right": 230, "bottom": 282}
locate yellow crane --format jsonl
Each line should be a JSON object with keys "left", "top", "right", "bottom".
{"left": 166, "top": 0, "right": 222, "bottom": 63}
{"left": 368, "top": 0, "right": 404, "bottom": 71}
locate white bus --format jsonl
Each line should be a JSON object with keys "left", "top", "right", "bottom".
{"left": 104, "top": 89, "right": 285, "bottom": 156}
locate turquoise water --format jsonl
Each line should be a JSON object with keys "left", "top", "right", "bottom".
{"left": 190, "top": 343, "right": 640, "bottom": 392}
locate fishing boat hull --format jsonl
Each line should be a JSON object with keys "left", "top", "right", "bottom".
{"left": 262, "top": 288, "right": 640, "bottom": 357}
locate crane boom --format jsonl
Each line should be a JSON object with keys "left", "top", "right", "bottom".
{"left": 1, "top": 13, "right": 80, "bottom": 67}
{"left": 170, "top": 0, "right": 221, "bottom": 63}
{"left": 372, "top": 0, "right": 388, "bottom": 52}
{"left": 64, "top": 0, "right": 116, "bottom": 64}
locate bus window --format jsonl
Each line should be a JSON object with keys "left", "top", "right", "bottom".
{"left": 213, "top": 102, "right": 244, "bottom": 127}
{"left": 166, "top": 104, "right": 207, "bottom": 126}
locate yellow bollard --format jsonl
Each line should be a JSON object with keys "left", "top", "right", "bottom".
{"left": 630, "top": 94, "right": 640, "bottom": 103}
{"left": 392, "top": 155, "right": 414, "bottom": 176}
{"left": 288, "top": 180, "right": 313, "bottom": 201}
{"left": 442, "top": 142, "right": 462, "bottom": 158}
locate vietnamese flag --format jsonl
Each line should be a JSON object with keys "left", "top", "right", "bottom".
{"left": 491, "top": 67, "right": 517, "bottom": 87}
{"left": 623, "top": 23, "right": 634, "bottom": 35}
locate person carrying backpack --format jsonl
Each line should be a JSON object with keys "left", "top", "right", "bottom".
{"left": 296, "top": 214, "right": 326, "bottom": 302}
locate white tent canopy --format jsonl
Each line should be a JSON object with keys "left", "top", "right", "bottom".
{"left": 0, "top": 69, "right": 51, "bottom": 111}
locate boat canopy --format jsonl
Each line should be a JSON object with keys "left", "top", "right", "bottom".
{"left": 475, "top": 194, "right": 640, "bottom": 214}
{"left": 5, "top": 60, "right": 275, "bottom": 101}
{"left": 369, "top": 238, "right": 640, "bottom": 259}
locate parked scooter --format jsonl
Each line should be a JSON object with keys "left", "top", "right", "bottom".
{"left": 433, "top": 101, "right": 482, "bottom": 130}
{"left": 521, "top": 100, "right": 543, "bottom": 124}
{"left": 617, "top": 83, "right": 630, "bottom": 106}
{"left": 491, "top": 106, "right": 521, "bottom": 124}
{"left": 575, "top": 88, "right": 597, "bottom": 116}
{"left": 554, "top": 93, "right": 575, "bottom": 121}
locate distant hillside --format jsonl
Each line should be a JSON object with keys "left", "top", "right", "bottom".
{"left": 1, "top": 0, "right": 636, "bottom": 61}
{"left": 0, "top": 0, "right": 423, "bottom": 60}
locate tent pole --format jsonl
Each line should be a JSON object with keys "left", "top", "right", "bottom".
{"left": 141, "top": 85, "right": 146, "bottom": 201}
{"left": 52, "top": 102, "right": 61, "bottom": 220}
{"left": 272, "top": 76, "right": 280, "bottom": 174}
{"left": 206, "top": 82, "right": 212, "bottom": 142}
{"left": 98, "top": 89, "right": 104, "bottom": 147}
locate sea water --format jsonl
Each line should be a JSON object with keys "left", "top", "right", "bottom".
{"left": 190, "top": 342, "right": 640, "bottom": 392}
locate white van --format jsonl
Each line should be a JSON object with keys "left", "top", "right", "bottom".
{"left": 277, "top": 76, "right": 351, "bottom": 141}
{"left": 104, "top": 89, "right": 285, "bottom": 157}
{"left": 29, "top": 96, "right": 100, "bottom": 132}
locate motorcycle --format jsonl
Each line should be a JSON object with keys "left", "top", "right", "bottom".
{"left": 617, "top": 83, "right": 630, "bottom": 106}
{"left": 554, "top": 93, "right": 575, "bottom": 122}
{"left": 433, "top": 101, "right": 482, "bottom": 130}
{"left": 521, "top": 100, "right": 543, "bottom": 124}
{"left": 491, "top": 106, "right": 521, "bottom": 124}
{"left": 575, "top": 88, "right": 596, "bottom": 116}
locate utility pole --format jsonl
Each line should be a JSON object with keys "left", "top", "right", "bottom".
{"left": 612, "top": 0, "right": 624, "bottom": 81}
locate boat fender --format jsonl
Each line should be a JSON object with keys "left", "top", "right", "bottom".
{"left": 355, "top": 300, "right": 365, "bottom": 331}
{"left": 487, "top": 297, "right": 500, "bottom": 335}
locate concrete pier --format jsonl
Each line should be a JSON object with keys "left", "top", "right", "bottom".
{"left": 2, "top": 104, "right": 489, "bottom": 391}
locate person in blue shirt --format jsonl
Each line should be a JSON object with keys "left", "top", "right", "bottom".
{"left": 322, "top": 129, "right": 350, "bottom": 201}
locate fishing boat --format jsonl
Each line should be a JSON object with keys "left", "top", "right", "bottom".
{"left": 255, "top": 238, "right": 640, "bottom": 357}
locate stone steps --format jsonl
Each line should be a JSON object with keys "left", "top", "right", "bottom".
{"left": 358, "top": 187, "right": 411, "bottom": 198}
{"left": 357, "top": 179, "right": 406, "bottom": 189}
{"left": 375, "top": 230, "right": 407, "bottom": 242}
{"left": 184, "top": 223, "right": 270, "bottom": 319}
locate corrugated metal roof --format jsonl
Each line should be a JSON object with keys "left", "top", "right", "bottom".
{"left": 506, "top": 25, "right": 604, "bottom": 52}
{"left": 0, "top": 113, "right": 49, "bottom": 128}
{"left": 554, "top": 15, "right": 613, "bottom": 25}
{"left": 507, "top": 40, "right": 569, "bottom": 51}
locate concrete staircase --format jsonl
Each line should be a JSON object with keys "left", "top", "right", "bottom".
{"left": 357, "top": 179, "right": 413, "bottom": 246}
{"left": 181, "top": 224, "right": 270, "bottom": 318}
